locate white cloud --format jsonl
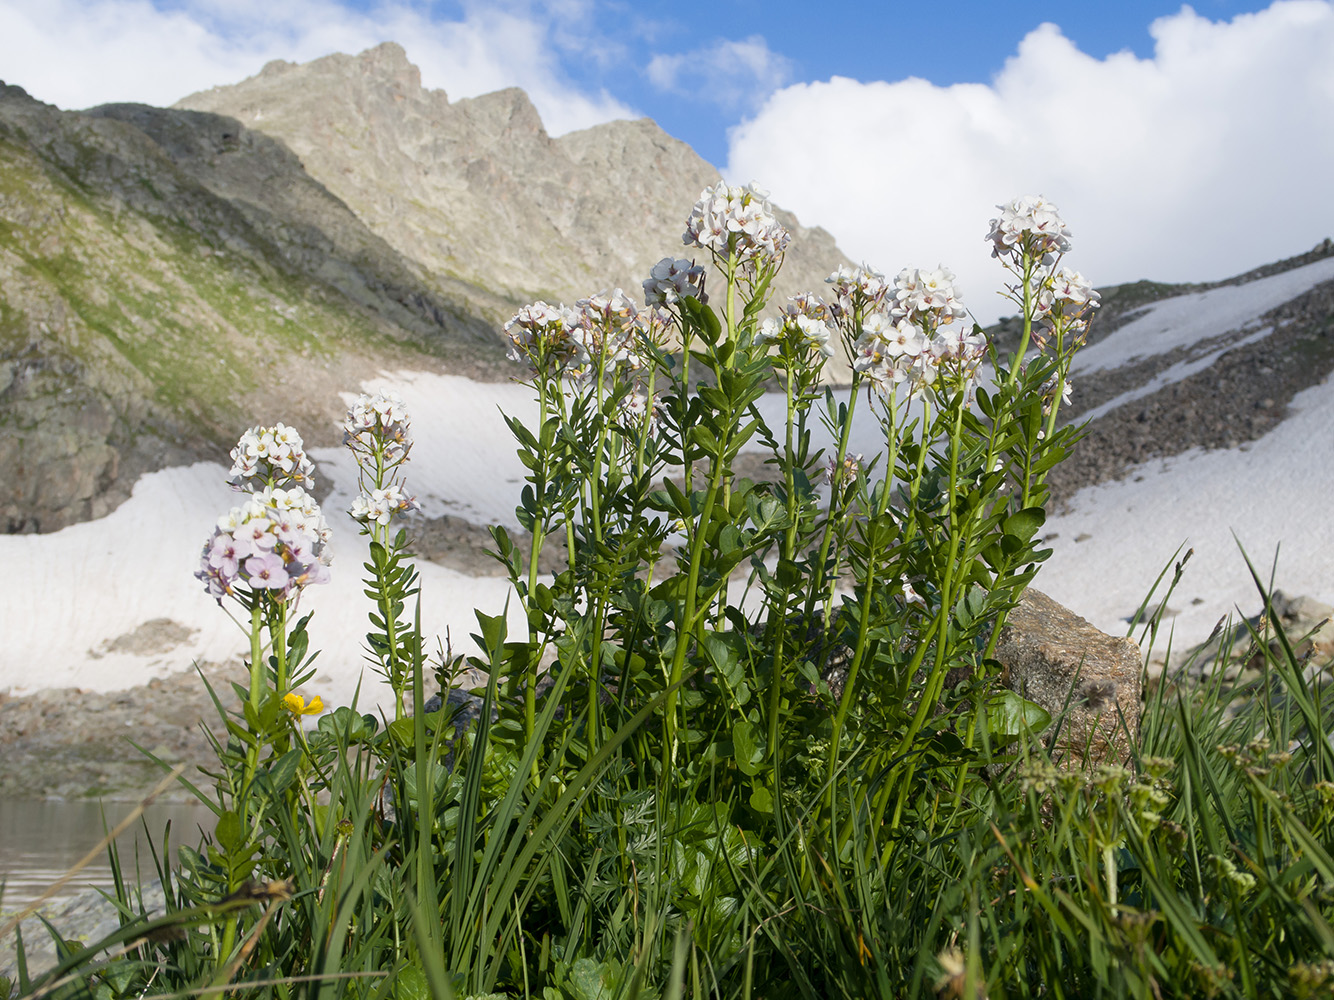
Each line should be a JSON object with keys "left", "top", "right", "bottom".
{"left": 726, "top": 1, "right": 1334, "bottom": 324}
{"left": 0, "top": 0, "right": 634, "bottom": 135}
{"left": 647, "top": 35, "right": 791, "bottom": 113}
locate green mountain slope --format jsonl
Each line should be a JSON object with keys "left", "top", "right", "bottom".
{"left": 0, "top": 83, "right": 501, "bottom": 532}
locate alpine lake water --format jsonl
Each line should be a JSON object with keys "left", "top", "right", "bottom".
{"left": 0, "top": 799, "right": 216, "bottom": 914}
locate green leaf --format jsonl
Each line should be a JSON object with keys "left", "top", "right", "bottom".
{"left": 1002, "top": 506, "right": 1047, "bottom": 541}
{"left": 732, "top": 719, "right": 764, "bottom": 776}
{"left": 215, "top": 810, "right": 243, "bottom": 852}
{"left": 681, "top": 295, "right": 722, "bottom": 344}
{"left": 746, "top": 493, "right": 786, "bottom": 533}
{"left": 976, "top": 386, "right": 994, "bottom": 418}
{"left": 473, "top": 609, "right": 507, "bottom": 653}
{"left": 663, "top": 477, "right": 693, "bottom": 519}
{"left": 265, "top": 748, "right": 303, "bottom": 796}
{"left": 985, "top": 690, "right": 1052, "bottom": 740}
{"left": 393, "top": 963, "right": 430, "bottom": 1000}
{"left": 387, "top": 716, "right": 416, "bottom": 751}
{"left": 567, "top": 957, "right": 620, "bottom": 1000}
{"left": 748, "top": 783, "right": 774, "bottom": 814}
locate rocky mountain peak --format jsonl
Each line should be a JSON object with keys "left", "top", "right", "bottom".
{"left": 176, "top": 44, "right": 850, "bottom": 312}
{"left": 354, "top": 41, "right": 423, "bottom": 91}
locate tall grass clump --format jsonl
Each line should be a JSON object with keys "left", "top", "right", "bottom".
{"left": 5, "top": 190, "right": 1334, "bottom": 1000}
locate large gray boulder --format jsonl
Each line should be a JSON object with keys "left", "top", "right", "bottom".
{"left": 994, "top": 588, "right": 1142, "bottom": 766}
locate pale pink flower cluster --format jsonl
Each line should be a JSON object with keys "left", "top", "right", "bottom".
{"left": 986, "top": 195, "right": 1072, "bottom": 266}
{"left": 683, "top": 181, "right": 790, "bottom": 264}
{"left": 756, "top": 294, "right": 835, "bottom": 362}
{"left": 344, "top": 390, "right": 419, "bottom": 529}
{"left": 227, "top": 423, "right": 315, "bottom": 491}
{"left": 825, "top": 265, "right": 889, "bottom": 320}
{"left": 343, "top": 389, "right": 411, "bottom": 467}
{"left": 617, "top": 388, "right": 659, "bottom": 433}
{"left": 642, "top": 257, "right": 707, "bottom": 307}
{"left": 349, "top": 483, "right": 419, "bottom": 526}
{"left": 1034, "top": 267, "right": 1100, "bottom": 346}
{"left": 890, "top": 266, "right": 967, "bottom": 328}
{"left": 825, "top": 452, "right": 863, "bottom": 489}
{"left": 504, "top": 301, "right": 585, "bottom": 376}
{"left": 1040, "top": 374, "right": 1074, "bottom": 415}
{"left": 197, "top": 474, "right": 331, "bottom": 605}
{"left": 852, "top": 297, "right": 985, "bottom": 398}
{"left": 573, "top": 288, "right": 641, "bottom": 372}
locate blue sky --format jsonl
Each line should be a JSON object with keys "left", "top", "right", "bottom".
{"left": 1, "top": 0, "right": 1332, "bottom": 321}
{"left": 400, "top": 0, "right": 1275, "bottom": 168}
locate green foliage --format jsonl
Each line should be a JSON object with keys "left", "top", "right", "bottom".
{"left": 12, "top": 208, "right": 1334, "bottom": 1000}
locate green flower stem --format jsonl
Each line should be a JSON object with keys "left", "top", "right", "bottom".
{"left": 558, "top": 386, "right": 579, "bottom": 580}
{"left": 725, "top": 251, "right": 738, "bottom": 350}
{"left": 885, "top": 393, "right": 968, "bottom": 832}
{"left": 270, "top": 598, "right": 290, "bottom": 695}
{"left": 782, "top": 364, "right": 800, "bottom": 561}
{"left": 248, "top": 602, "right": 264, "bottom": 716}
{"left": 241, "top": 600, "right": 264, "bottom": 825}
{"left": 523, "top": 381, "right": 552, "bottom": 750}
{"left": 371, "top": 541, "right": 406, "bottom": 721}
{"left": 584, "top": 355, "right": 613, "bottom": 751}
{"left": 807, "top": 373, "right": 863, "bottom": 626}
{"left": 826, "top": 385, "right": 900, "bottom": 812}
{"left": 663, "top": 267, "right": 740, "bottom": 768}
{"left": 761, "top": 361, "right": 802, "bottom": 817}
{"left": 1006, "top": 253, "right": 1037, "bottom": 388}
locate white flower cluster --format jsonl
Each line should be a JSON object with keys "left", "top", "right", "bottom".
{"left": 890, "top": 266, "right": 967, "bottom": 328}
{"left": 504, "top": 301, "right": 585, "bottom": 376}
{"left": 1040, "top": 374, "right": 1073, "bottom": 415}
{"left": 343, "top": 391, "right": 420, "bottom": 529}
{"left": 227, "top": 423, "right": 315, "bottom": 492}
{"left": 198, "top": 450, "right": 332, "bottom": 605}
{"left": 573, "top": 288, "right": 641, "bottom": 371}
{"left": 617, "top": 388, "right": 659, "bottom": 433}
{"left": 506, "top": 291, "right": 651, "bottom": 380}
{"left": 683, "top": 181, "right": 790, "bottom": 264}
{"left": 1034, "top": 267, "right": 1100, "bottom": 346}
{"left": 642, "top": 257, "right": 706, "bottom": 308}
{"left": 825, "top": 264, "right": 889, "bottom": 320}
{"left": 850, "top": 267, "right": 984, "bottom": 397}
{"left": 756, "top": 294, "right": 835, "bottom": 362}
{"left": 349, "top": 483, "right": 419, "bottom": 527}
{"left": 986, "top": 195, "right": 1071, "bottom": 266}
{"left": 343, "top": 389, "right": 412, "bottom": 466}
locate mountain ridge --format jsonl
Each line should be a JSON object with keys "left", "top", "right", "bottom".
{"left": 0, "top": 79, "right": 502, "bottom": 532}
{"left": 1, "top": 46, "right": 854, "bottom": 535}
{"left": 174, "top": 42, "right": 846, "bottom": 314}
{"left": 4, "top": 41, "right": 1332, "bottom": 543}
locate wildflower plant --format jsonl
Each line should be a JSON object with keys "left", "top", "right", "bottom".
{"left": 482, "top": 186, "right": 1096, "bottom": 953}
{"left": 343, "top": 388, "right": 423, "bottom": 718}
{"left": 190, "top": 422, "right": 331, "bottom": 966}
{"left": 23, "top": 190, "right": 1334, "bottom": 1000}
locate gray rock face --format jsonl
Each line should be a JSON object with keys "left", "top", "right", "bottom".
{"left": 994, "top": 589, "right": 1142, "bottom": 765}
{"left": 175, "top": 43, "right": 851, "bottom": 319}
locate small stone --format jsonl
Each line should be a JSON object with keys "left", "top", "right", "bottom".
{"left": 994, "top": 589, "right": 1142, "bottom": 767}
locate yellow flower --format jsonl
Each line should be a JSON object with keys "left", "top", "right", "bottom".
{"left": 283, "top": 692, "right": 324, "bottom": 716}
